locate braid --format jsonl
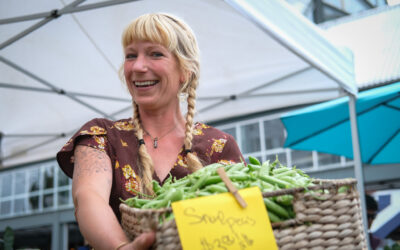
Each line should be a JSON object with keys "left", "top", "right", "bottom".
{"left": 184, "top": 79, "right": 203, "bottom": 172}
{"left": 133, "top": 102, "right": 155, "bottom": 196}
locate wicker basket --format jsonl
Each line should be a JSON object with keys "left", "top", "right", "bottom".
{"left": 120, "top": 178, "right": 367, "bottom": 250}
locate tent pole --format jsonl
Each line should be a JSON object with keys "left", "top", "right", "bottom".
{"left": 348, "top": 94, "right": 371, "bottom": 250}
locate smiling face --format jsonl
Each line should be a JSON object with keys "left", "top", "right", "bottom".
{"left": 124, "top": 40, "right": 185, "bottom": 110}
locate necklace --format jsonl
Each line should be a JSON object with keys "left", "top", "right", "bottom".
{"left": 143, "top": 125, "right": 177, "bottom": 148}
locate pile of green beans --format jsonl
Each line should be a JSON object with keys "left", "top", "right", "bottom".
{"left": 123, "top": 156, "right": 314, "bottom": 223}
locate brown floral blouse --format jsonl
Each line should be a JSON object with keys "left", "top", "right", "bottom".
{"left": 56, "top": 118, "right": 243, "bottom": 220}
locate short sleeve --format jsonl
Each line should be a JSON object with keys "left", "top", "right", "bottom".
{"left": 56, "top": 118, "right": 110, "bottom": 178}
{"left": 213, "top": 133, "right": 244, "bottom": 164}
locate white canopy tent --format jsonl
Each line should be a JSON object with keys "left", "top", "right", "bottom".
{"left": 0, "top": 0, "right": 356, "bottom": 167}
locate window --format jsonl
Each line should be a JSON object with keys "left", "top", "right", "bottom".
{"left": 291, "top": 150, "right": 313, "bottom": 169}
{"left": 29, "top": 195, "right": 39, "bottom": 211}
{"left": 15, "top": 172, "right": 26, "bottom": 195}
{"left": 1, "top": 173, "right": 12, "bottom": 197}
{"left": 14, "top": 198, "right": 26, "bottom": 214}
{"left": 318, "top": 152, "right": 341, "bottom": 166}
{"left": 0, "top": 161, "right": 74, "bottom": 219}
{"left": 264, "top": 119, "right": 285, "bottom": 149}
{"left": 266, "top": 152, "right": 287, "bottom": 166}
{"left": 58, "top": 169, "right": 69, "bottom": 187}
{"left": 222, "top": 127, "right": 237, "bottom": 140}
{"left": 240, "top": 123, "right": 260, "bottom": 154}
{"left": 58, "top": 191, "right": 70, "bottom": 206}
{"left": 29, "top": 168, "right": 40, "bottom": 192}
{"left": 44, "top": 167, "right": 54, "bottom": 189}
{"left": 43, "top": 194, "right": 53, "bottom": 209}
{"left": 1, "top": 201, "right": 11, "bottom": 215}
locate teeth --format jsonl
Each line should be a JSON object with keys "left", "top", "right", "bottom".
{"left": 134, "top": 81, "right": 157, "bottom": 87}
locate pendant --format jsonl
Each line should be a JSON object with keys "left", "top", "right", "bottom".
{"left": 153, "top": 138, "right": 158, "bottom": 148}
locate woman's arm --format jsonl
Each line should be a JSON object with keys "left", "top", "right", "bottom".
{"left": 72, "top": 145, "right": 154, "bottom": 249}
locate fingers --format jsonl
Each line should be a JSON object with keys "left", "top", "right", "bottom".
{"left": 131, "top": 231, "right": 156, "bottom": 250}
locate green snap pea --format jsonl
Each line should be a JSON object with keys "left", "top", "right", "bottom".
{"left": 248, "top": 156, "right": 261, "bottom": 166}
{"left": 263, "top": 198, "right": 290, "bottom": 219}
{"left": 268, "top": 211, "right": 282, "bottom": 223}
{"left": 258, "top": 175, "right": 292, "bottom": 189}
{"left": 122, "top": 156, "right": 315, "bottom": 226}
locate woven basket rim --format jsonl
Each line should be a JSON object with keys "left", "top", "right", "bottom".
{"left": 120, "top": 178, "right": 357, "bottom": 214}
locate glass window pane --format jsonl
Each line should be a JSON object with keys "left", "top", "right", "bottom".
{"left": 15, "top": 172, "right": 26, "bottom": 195}
{"left": 58, "top": 191, "right": 70, "bottom": 206}
{"left": 29, "top": 196, "right": 39, "bottom": 211}
{"left": 291, "top": 150, "right": 313, "bottom": 169}
{"left": 1, "top": 201, "right": 11, "bottom": 215}
{"left": 29, "top": 168, "right": 40, "bottom": 192}
{"left": 58, "top": 170, "right": 69, "bottom": 187}
{"left": 318, "top": 152, "right": 341, "bottom": 166}
{"left": 14, "top": 198, "right": 25, "bottom": 214}
{"left": 240, "top": 123, "right": 260, "bottom": 154}
{"left": 264, "top": 119, "right": 285, "bottom": 149}
{"left": 44, "top": 167, "right": 54, "bottom": 189}
{"left": 43, "top": 194, "right": 53, "bottom": 208}
{"left": 266, "top": 153, "right": 287, "bottom": 166}
{"left": 1, "top": 174, "right": 12, "bottom": 197}
{"left": 222, "top": 127, "right": 237, "bottom": 141}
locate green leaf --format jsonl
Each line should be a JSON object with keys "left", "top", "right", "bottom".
{"left": 4, "top": 226, "right": 14, "bottom": 250}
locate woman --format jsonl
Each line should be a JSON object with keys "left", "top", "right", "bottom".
{"left": 57, "top": 13, "right": 243, "bottom": 249}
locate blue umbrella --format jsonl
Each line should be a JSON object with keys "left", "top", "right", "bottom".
{"left": 282, "top": 82, "right": 400, "bottom": 249}
{"left": 281, "top": 81, "right": 400, "bottom": 164}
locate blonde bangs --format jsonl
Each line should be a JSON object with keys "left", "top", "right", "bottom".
{"left": 122, "top": 14, "right": 178, "bottom": 51}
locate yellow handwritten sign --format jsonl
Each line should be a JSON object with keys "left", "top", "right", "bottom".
{"left": 171, "top": 186, "right": 278, "bottom": 250}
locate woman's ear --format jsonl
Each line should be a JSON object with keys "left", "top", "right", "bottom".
{"left": 179, "top": 70, "right": 190, "bottom": 90}
{"left": 179, "top": 71, "right": 187, "bottom": 85}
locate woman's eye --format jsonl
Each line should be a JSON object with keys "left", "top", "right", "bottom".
{"left": 151, "top": 52, "right": 164, "bottom": 57}
{"left": 125, "top": 53, "right": 137, "bottom": 59}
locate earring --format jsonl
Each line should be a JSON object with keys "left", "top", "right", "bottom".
{"left": 179, "top": 92, "right": 188, "bottom": 102}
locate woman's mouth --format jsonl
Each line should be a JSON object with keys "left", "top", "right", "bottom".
{"left": 134, "top": 80, "right": 158, "bottom": 88}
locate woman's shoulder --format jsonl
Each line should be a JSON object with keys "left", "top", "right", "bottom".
{"left": 193, "top": 122, "right": 233, "bottom": 139}
{"left": 192, "top": 122, "right": 243, "bottom": 164}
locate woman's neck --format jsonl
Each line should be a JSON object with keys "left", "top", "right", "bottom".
{"left": 138, "top": 105, "right": 186, "bottom": 137}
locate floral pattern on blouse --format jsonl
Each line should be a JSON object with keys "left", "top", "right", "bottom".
{"left": 80, "top": 126, "right": 106, "bottom": 135}
{"left": 122, "top": 164, "right": 140, "bottom": 194}
{"left": 193, "top": 123, "right": 210, "bottom": 135}
{"left": 114, "top": 121, "right": 134, "bottom": 131}
{"left": 93, "top": 135, "right": 107, "bottom": 152}
{"left": 120, "top": 139, "right": 128, "bottom": 147}
{"left": 174, "top": 150, "right": 188, "bottom": 168}
{"left": 210, "top": 138, "right": 227, "bottom": 156}
{"left": 57, "top": 118, "right": 243, "bottom": 221}
{"left": 217, "top": 159, "right": 237, "bottom": 165}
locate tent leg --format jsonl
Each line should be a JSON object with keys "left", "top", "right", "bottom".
{"left": 349, "top": 95, "right": 371, "bottom": 250}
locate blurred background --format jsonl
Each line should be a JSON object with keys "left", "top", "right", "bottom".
{"left": 0, "top": 0, "right": 399, "bottom": 249}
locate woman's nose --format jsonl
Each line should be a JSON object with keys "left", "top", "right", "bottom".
{"left": 132, "top": 55, "right": 148, "bottom": 72}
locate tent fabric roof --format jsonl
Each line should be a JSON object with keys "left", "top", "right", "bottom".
{"left": 323, "top": 4, "right": 400, "bottom": 89}
{"left": 0, "top": 0, "right": 356, "bottom": 167}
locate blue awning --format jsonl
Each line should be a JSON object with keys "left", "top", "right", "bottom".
{"left": 281, "top": 82, "right": 400, "bottom": 164}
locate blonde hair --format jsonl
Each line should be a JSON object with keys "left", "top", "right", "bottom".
{"left": 121, "top": 13, "right": 202, "bottom": 195}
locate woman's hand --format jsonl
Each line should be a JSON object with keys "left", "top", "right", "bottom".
{"left": 120, "top": 232, "right": 156, "bottom": 250}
